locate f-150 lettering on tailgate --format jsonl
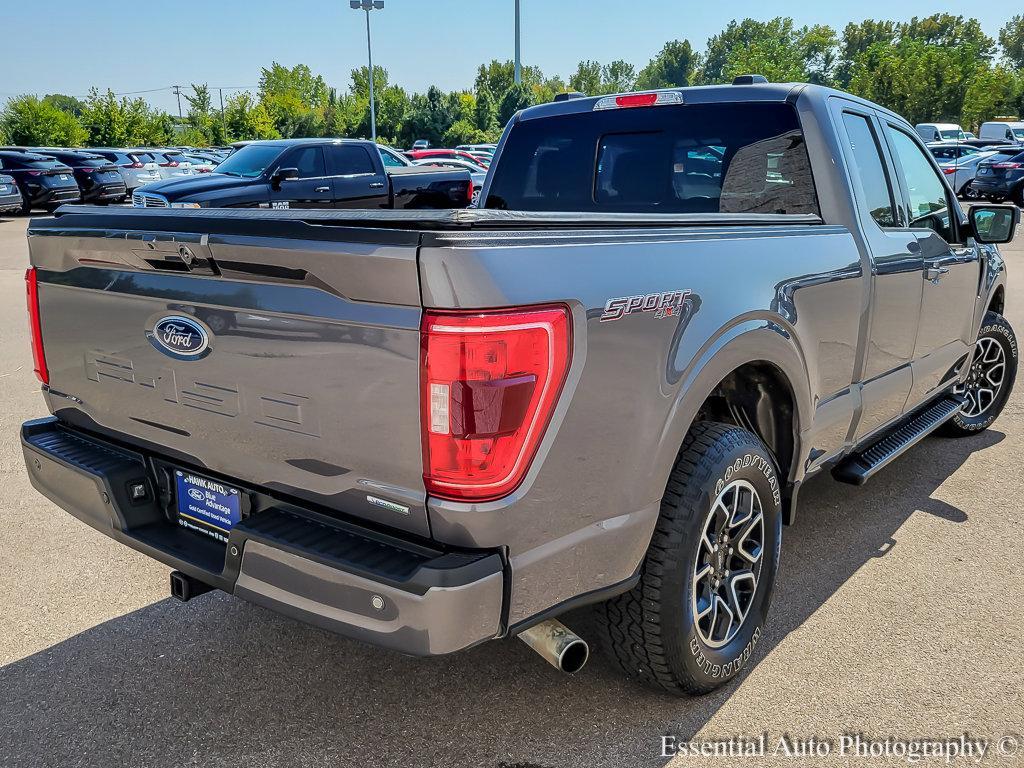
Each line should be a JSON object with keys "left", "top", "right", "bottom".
{"left": 84, "top": 351, "right": 321, "bottom": 437}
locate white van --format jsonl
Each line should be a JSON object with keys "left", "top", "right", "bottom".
{"left": 915, "top": 123, "right": 967, "bottom": 143}
{"left": 978, "top": 121, "right": 1024, "bottom": 145}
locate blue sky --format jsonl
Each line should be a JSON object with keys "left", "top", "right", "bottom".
{"left": 1, "top": 0, "right": 1013, "bottom": 113}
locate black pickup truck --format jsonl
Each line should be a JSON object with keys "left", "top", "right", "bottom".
{"left": 132, "top": 138, "right": 473, "bottom": 210}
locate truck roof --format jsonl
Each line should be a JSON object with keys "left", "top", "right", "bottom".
{"left": 232, "top": 138, "right": 373, "bottom": 149}
{"left": 516, "top": 82, "right": 907, "bottom": 126}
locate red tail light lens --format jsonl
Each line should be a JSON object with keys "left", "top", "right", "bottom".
{"left": 26, "top": 170, "right": 42, "bottom": 176}
{"left": 421, "top": 305, "right": 572, "bottom": 501}
{"left": 466, "top": 179, "right": 474, "bottom": 205}
{"left": 991, "top": 162, "right": 1022, "bottom": 169}
{"left": 25, "top": 268, "right": 48, "bottom": 385}
{"left": 160, "top": 160, "right": 179, "bottom": 167}
{"left": 942, "top": 167, "right": 956, "bottom": 175}
{"left": 124, "top": 162, "right": 145, "bottom": 169}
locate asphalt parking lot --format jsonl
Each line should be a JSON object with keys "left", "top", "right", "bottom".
{"left": 0, "top": 212, "right": 1022, "bottom": 768}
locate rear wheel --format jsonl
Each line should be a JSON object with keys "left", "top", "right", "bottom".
{"left": 1013, "top": 185, "right": 1024, "bottom": 208}
{"left": 595, "top": 422, "right": 782, "bottom": 695}
{"left": 942, "top": 311, "right": 1017, "bottom": 436}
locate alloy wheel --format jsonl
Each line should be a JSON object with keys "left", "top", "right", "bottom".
{"left": 954, "top": 336, "right": 1007, "bottom": 418}
{"left": 691, "top": 479, "right": 764, "bottom": 649}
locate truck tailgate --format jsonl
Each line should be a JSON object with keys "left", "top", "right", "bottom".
{"left": 28, "top": 209, "right": 430, "bottom": 537}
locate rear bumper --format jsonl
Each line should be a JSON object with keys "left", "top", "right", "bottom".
{"left": 29, "top": 187, "right": 80, "bottom": 206}
{"left": 82, "top": 183, "right": 127, "bottom": 202}
{"left": 21, "top": 417, "right": 505, "bottom": 655}
{"left": 0, "top": 192, "right": 20, "bottom": 211}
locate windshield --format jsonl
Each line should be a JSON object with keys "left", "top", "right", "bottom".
{"left": 213, "top": 144, "right": 284, "bottom": 177}
{"left": 1014, "top": 129, "right": 1024, "bottom": 139}
{"left": 939, "top": 129, "right": 965, "bottom": 140}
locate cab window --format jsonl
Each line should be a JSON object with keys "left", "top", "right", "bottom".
{"left": 885, "top": 127, "right": 955, "bottom": 243}
{"left": 287, "top": 146, "right": 326, "bottom": 179}
{"left": 841, "top": 113, "right": 900, "bottom": 228}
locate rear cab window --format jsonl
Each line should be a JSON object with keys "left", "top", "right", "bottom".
{"left": 326, "top": 145, "right": 376, "bottom": 175}
{"left": 485, "top": 101, "right": 820, "bottom": 215}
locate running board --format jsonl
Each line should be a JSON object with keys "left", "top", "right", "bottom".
{"left": 832, "top": 395, "right": 965, "bottom": 485}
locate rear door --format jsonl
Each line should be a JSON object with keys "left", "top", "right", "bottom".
{"left": 881, "top": 122, "right": 980, "bottom": 409}
{"left": 271, "top": 145, "right": 333, "bottom": 209}
{"left": 833, "top": 104, "right": 922, "bottom": 440}
{"left": 326, "top": 144, "right": 389, "bottom": 209}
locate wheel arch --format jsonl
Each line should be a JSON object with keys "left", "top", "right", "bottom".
{"left": 655, "top": 320, "right": 813, "bottom": 524}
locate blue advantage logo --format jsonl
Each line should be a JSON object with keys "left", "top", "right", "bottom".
{"left": 149, "top": 315, "right": 210, "bottom": 359}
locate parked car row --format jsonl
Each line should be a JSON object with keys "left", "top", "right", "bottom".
{"left": 916, "top": 120, "right": 1024, "bottom": 145}
{"left": 926, "top": 140, "right": 1024, "bottom": 205}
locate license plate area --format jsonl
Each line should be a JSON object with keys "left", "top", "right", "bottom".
{"left": 175, "top": 469, "right": 242, "bottom": 543}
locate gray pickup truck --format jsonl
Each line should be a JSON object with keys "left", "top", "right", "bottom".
{"left": 21, "top": 81, "right": 1019, "bottom": 696}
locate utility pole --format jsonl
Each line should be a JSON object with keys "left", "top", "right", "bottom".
{"left": 514, "top": 0, "right": 522, "bottom": 84}
{"left": 172, "top": 85, "right": 183, "bottom": 120}
{"left": 219, "top": 88, "right": 225, "bottom": 124}
{"left": 350, "top": 1, "right": 384, "bottom": 142}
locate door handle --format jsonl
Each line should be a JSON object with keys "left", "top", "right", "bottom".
{"left": 315, "top": 186, "right": 330, "bottom": 193}
{"left": 924, "top": 266, "right": 950, "bottom": 282}
{"left": 368, "top": 182, "right": 385, "bottom": 189}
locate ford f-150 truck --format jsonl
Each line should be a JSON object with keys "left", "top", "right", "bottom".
{"left": 131, "top": 138, "right": 472, "bottom": 211}
{"left": 21, "top": 81, "right": 1019, "bottom": 695}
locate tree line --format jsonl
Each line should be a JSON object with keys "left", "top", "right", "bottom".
{"left": 2, "top": 13, "right": 1023, "bottom": 150}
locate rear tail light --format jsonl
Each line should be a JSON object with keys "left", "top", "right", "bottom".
{"left": 26, "top": 170, "right": 42, "bottom": 176}
{"left": 421, "top": 305, "right": 572, "bottom": 501}
{"left": 466, "top": 179, "right": 474, "bottom": 205}
{"left": 593, "top": 91, "right": 684, "bottom": 110}
{"left": 124, "top": 162, "right": 144, "bottom": 169}
{"left": 160, "top": 160, "right": 179, "bottom": 167}
{"left": 25, "top": 268, "right": 48, "bottom": 385}
{"left": 991, "top": 162, "right": 1022, "bottom": 169}
{"left": 942, "top": 167, "right": 956, "bottom": 175}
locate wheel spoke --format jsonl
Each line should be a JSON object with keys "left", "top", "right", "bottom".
{"left": 736, "top": 512, "right": 764, "bottom": 564}
{"left": 713, "top": 595, "right": 734, "bottom": 642}
{"left": 727, "top": 569, "right": 757, "bottom": 621}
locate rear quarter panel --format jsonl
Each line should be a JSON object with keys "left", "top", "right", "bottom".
{"left": 419, "top": 224, "right": 863, "bottom": 623}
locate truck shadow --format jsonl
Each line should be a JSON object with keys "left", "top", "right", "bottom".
{"left": 0, "top": 431, "right": 1001, "bottom": 768}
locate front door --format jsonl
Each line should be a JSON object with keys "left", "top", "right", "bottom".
{"left": 881, "top": 124, "right": 981, "bottom": 408}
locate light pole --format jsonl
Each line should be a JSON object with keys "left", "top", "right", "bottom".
{"left": 350, "top": 0, "right": 384, "bottom": 141}
{"left": 514, "top": 0, "right": 521, "bottom": 84}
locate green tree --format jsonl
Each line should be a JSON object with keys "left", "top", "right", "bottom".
{"left": 474, "top": 88, "right": 497, "bottom": 133}
{"left": 42, "top": 93, "right": 86, "bottom": 117}
{"left": 0, "top": 95, "right": 87, "bottom": 146}
{"left": 258, "top": 62, "right": 328, "bottom": 137}
{"left": 224, "top": 92, "right": 279, "bottom": 141}
{"left": 837, "top": 20, "right": 899, "bottom": 86}
{"left": 962, "top": 67, "right": 1024, "bottom": 130}
{"left": 601, "top": 60, "right": 637, "bottom": 94}
{"left": 569, "top": 60, "right": 602, "bottom": 95}
{"left": 1000, "top": 15, "right": 1024, "bottom": 70}
{"left": 636, "top": 40, "right": 697, "bottom": 90}
{"left": 402, "top": 86, "right": 457, "bottom": 146}
{"left": 184, "top": 84, "right": 213, "bottom": 144}
{"left": 902, "top": 14, "right": 994, "bottom": 57}
{"left": 498, "top": 82, "right": 534, "bottom": 126}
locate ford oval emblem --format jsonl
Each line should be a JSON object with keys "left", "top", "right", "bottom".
{"left": 150, "top": 315, "right": 210, "bottom": 359}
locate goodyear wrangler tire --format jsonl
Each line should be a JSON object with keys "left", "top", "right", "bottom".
{"left": 595, "top": 422, "right": 783, "bottom": 695}
{"left": 941, "top": 311, "right": 1018, "bottom": 437}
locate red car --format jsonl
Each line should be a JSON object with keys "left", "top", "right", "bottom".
{"left": 405, "top": 149, "right": 488, "bottom": 168}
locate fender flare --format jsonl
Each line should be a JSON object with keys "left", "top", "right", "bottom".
{"left": 652, "top": 317, "right": 814, "bottom": 498}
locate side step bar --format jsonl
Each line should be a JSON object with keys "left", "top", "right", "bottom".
{"left": 832, "top": 395, "right": 965, "bottom": 485}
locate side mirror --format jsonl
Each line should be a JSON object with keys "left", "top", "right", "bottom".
{"left": 969, "top": 204, "right": 1019, "bottom": 244}
{"left": 270, "top": 167, "right": 298, "bottom": 190}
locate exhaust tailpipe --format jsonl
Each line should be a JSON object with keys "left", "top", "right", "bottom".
{"left": 170, "top": 570, "right": 214, "bottom": 602}
{"left": 517, "top": 619, "right": 589, "bottom": 674}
